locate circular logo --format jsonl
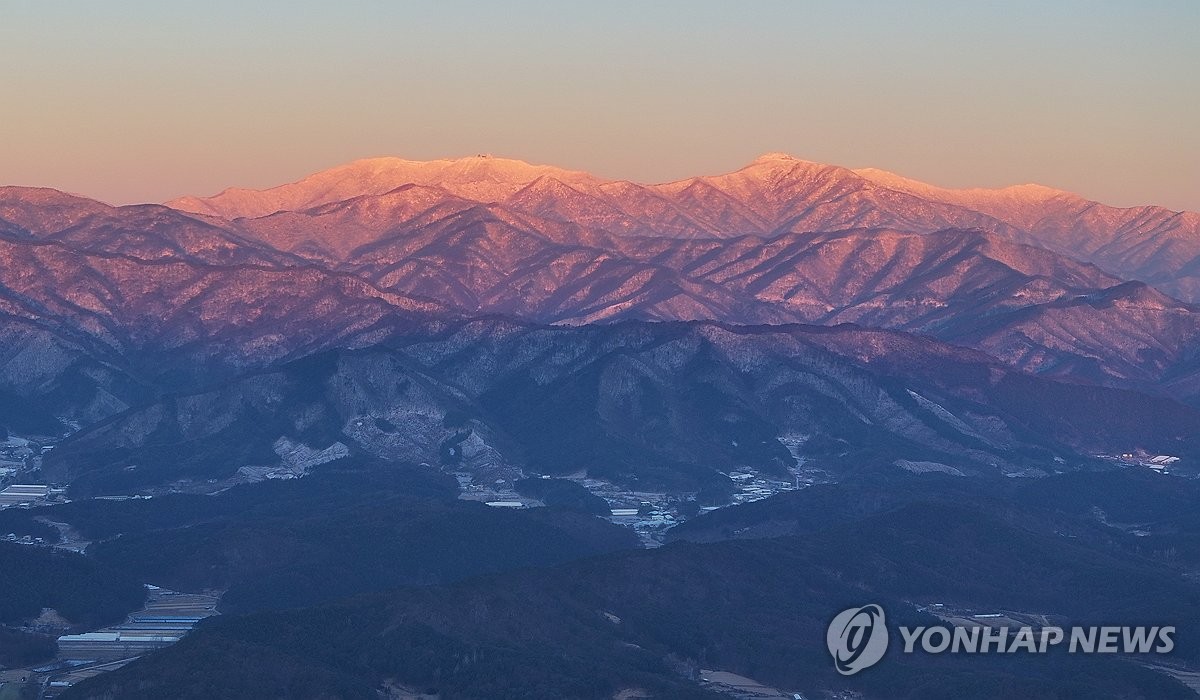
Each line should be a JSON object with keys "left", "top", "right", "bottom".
{"left": 827, "top": 604, "right": 889, "bottom": 675}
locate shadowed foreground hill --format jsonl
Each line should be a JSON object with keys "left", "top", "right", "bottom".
{"left": 0, "top": 543, "right": 146, "bottom": 629}
{"left": 0, "top": 542, "right": 148, "bottom": 669}
{"left": 1, "top": 459, "right": 639, "bottom": 615}
{"left": 64, "top": 472, "right": 1200, "bottom": 700}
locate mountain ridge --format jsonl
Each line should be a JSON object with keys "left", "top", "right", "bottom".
{"left": 162, "top": 153, "right": 1200, "bottom": 303}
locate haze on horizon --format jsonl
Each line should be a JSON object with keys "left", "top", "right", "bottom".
{"left": 1, "top": 0, "right": 1197, "bottom": 211}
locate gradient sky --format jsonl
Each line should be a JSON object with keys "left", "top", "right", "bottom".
{"left": 2, "top": 1, "right": 1197, "bottom": 210}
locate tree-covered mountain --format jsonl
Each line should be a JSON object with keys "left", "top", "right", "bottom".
{"left": 37, "top": 320, "right": 1200, "bottom": 496}
{"left": 2, "top": 459, "right": 638, "bottom": 616}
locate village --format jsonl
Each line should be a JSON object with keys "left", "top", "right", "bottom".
{"left": 0, "top": 588, "right": 220, "bottom": 699}
{"left": 458, "top": 459, "right": 825, "bottom": 546}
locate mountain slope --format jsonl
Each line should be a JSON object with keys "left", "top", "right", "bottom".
{"left": 853, "top": 166, "right": 1200, "bottom": 300}
{"left": 42, "top": 320, "right": 1200, "bottom": 495}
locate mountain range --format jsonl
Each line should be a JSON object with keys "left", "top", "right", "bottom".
{"left": 2, "top": 153, "right": 1199, "bottom": 416}
{"left": 168, "top": 153, "right": 1200, "bottom": 302}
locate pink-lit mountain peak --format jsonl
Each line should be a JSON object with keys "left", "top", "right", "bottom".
{"left": 853, "top": 166, "right": 1075, "bottom": 201}
{"left": 0, "top": 185, "right": 115, "bottom": 236}
{"left": 679, "top": 152, "right": 849, "bottom": 186}
{"left": 851, "top": 166, "right": 1086, "bottom": 227}
{"left": 167, "top": 154, "right": 601, "bottom": 219}
{"left": 722, "top": 156, "right": 1085, "bottom": 221}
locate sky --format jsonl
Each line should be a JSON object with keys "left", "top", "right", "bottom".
{"left": 1, "top": 1, "right": 1197, "bottom": 210}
